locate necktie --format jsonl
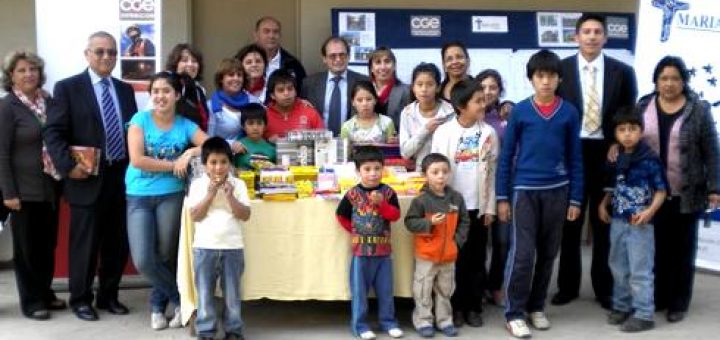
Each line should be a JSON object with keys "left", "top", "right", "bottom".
{"left": 100, "top": 78, "right": 126, "bottom": 160}
{"left": 583, "top": 65, "right": 601, "bottom": 133}
{"left": 329, "top": 75, "right": 342, "bottom": 136}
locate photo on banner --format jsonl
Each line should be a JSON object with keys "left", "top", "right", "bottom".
{"left": 119, "top": 0, "right": 162, "bottom": 92}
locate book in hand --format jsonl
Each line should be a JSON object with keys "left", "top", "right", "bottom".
{"left": 70, "top": 146, "right": 101, "bottom": 176}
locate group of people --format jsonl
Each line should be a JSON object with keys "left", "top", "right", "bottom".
{"left": 0, "top": 12, "right": 718, "bottom": 340}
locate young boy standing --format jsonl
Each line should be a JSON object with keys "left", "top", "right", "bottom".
{"left": 188, "top": 137, "right": 252, "bottom": 340}
{"left": 336, "top": 146, "right": 403, "bottom": 340}
{"left": 496, "top": 50, "right": 584, "bottom": 338}
{"left": 599, "top": 108, "right": 666, "bottom": 333}
{"left": 234, "top": 103, "right": 276, "bottom": 170}
{"left": 404, "top": 153, "right": 470, "bottom": 338}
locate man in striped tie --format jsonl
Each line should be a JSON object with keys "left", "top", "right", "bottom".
{"left": 45, "top": 31, "right": 138, "bottom": 321}
{"left": 554, "top": 14, "right": 638, "bottom": 311}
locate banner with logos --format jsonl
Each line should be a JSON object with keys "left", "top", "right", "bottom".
{"left": 332, "top": 8, "right": 634, "bottom": 103}
{"left": 636, "top": 0, "right": 720, "bottom": 272}
{"left": 37, "top": 0, "right": 162, "bottom": 107}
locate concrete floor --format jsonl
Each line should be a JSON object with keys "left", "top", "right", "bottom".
{"left": 1, "top": 248, "right": 719, "bottom": 340}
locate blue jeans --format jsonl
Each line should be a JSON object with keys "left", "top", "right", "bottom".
{"left": 193, "top": 248, "right": 244, "bottom": 337}
{"left": 350, "top": 255, "right": 398, "bottom": 335}
{"left": 126, "top": 192, "right": 184, "bottom": 313}
{"left": 609, "top": 218, "right": 655, "bottom": 320}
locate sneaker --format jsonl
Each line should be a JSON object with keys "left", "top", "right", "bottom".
{"left": 387, "top": 328, "right": 403, "bottom": 338}
{"left": 359, "top": 330, "right": 377, "bottom": 340}
{"left": 506, "top": 319, "right": 532, "bottom": 338}
{"left": 607, "top": 310, "right": 630, "bottom": 325}
{"left": 465, "top": 311, "right": 484, "bottom": 327}
{"left": 620, "top": 317, "right": 655, "bottom": 333}
{"left": 528, "top": 311, "right": 551, "bottom": 330}
{"left": 168, "top": 306, "right": 183, "bottom": 328}
{"left": 439, "top": 325, "right": 459, "bottom": 337}
{"left": 416, "top": 326, "right": 435, "bottom": 338}
{"left": 151, "top": 312, "right": 168, "bottom": 330}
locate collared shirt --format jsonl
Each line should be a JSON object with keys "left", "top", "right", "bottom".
{"left": 323, "top": 70, "right": 348, "bottom": 127}
{"left": 577, "top": 53, "right": 605, "bottom": 139}
{"left": 88, "top": 68, "right": 126, "bottom": 158}
{"left": 266, "top": 49, "right": 281, "bottom": 81}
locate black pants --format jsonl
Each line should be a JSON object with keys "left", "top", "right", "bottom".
{"left": 451, "top": 210, "right": 488, "bottom": 314}
{"left": 654, "top": 197, "right": 700, "bottom": 312}
{"left": 556, "top": 139, "right": 612, "bottom": 300}
{"left": 487, "top": 219, "right": 510, "bottom": 292}
{"left": 504, "top": 187, "right": 568, "bottom": 320}
{"left": 68, "top": 163, "right": 129, "bottom": 307}
{"left": 11, "top": 201, "right": 59, "bottom": 316}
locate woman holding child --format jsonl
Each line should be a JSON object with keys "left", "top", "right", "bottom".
{"left": 632, "top": 56, "right": 720, "bottom": 323}
{"left": 126, "top": 71, "right": 208, "bottom": 330}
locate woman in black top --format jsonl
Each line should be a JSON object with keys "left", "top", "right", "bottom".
{"left": 0, "top": 50, "right": 64, "bottom": 320}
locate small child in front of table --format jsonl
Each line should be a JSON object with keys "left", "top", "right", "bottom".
{"left": 188, "top": 137, "right": 252, "bottom": 340}
{"left": 599, "top": 107, "right": 667, "bottom": 333}
{"left": 234, "top": 102, "right": 276, "bottom": 170}
{"left": 335, "top": 145, "right": 403, "bottom": 340}
{"left": 405, "top": 153, "right": 470, "bottom": 338}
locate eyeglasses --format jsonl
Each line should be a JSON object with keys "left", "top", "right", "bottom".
{"left": 90, "top": 48, "right": 118, "bottom": 57}
{"left": 326, "top": 53, "right": 348, "bottom": 60}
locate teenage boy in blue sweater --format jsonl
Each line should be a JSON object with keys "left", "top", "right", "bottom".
{"left": 496, "top": 49, "right": 584, "bottom": 338}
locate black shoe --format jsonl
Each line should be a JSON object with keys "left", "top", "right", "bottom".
{"left": 667, "top": 311, "right": 686, "bottom": 323}
{"left": 607, "top": 310, "right": 630, "bottom": 325}
{"left": 27, "top": 309, "right": 50, "bottom": 321}
{"left": 96, "top": 299, "right": 129, "bottom": 315}
{"left": 225, "top": 333, "right": 245, "bottom": 340}
{"left": 46, "top": 298, "right": 67, "bottom": 310}
{"left": 596, "top": 296, "right": 612, "bottom": 310}
{"left": 465, "top": 311, "right": 484, "bottom": 327}
{"left": 550, "top": 292, "right": 578, "bottom": 305}
{"left": 620, "top": 317, "right": 654, "bottom": 332}
{"left": 72, "top": 304, "right": 99, "bottom": 321}
{"left": 453, "top": 311, "right": 465, "bottom": 328}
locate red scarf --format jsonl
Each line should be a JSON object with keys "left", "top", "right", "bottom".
{"left": 375, "top": 77, "right": 396, "bottom": 106}
{"left": 247, "top": 77, "right": 266, "bottom": 95}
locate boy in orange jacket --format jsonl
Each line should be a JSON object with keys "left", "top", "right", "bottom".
{"left": 405, "top": 153, "right": 470, "bottom": 338}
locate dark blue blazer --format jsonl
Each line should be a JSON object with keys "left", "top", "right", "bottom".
{"left": 557, "top": 54, "right": 638, "bottom": 143}
{"left": 44, "top": 69, "right": 137, "bottom": 205}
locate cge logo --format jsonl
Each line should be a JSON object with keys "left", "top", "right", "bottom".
{"left": 410, "top": 15, "right": 441, "bottom": 37}
{"left": 606, "top": 16, "right": 629, "bottom": 39}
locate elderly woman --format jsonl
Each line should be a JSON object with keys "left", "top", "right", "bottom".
{"left": 165, "top": 43, "right": 210, "bottom": 131}
{"left": 126, "top": 72, "right": 208, "bottom": 330}
{"left": 235, "top": 44, "right": 268, "bottom": 103}
{"left": 0, "top": 50, "right": 64, "bottom": 320}
{"left": 367, "top": 46, "right": 410, "bottom": 129}
{"left": 634, "top": 56, "right": 720, "bottom": 323}
{"left": 207, "top": 58, "right": 261, "bottom": 154}
{"left": 439, "top": 41, "right": 472, "bottom": 101}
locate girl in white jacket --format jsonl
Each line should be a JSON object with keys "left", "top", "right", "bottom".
{"left": 399, "top": 63, "right": 455, "bottom": 170}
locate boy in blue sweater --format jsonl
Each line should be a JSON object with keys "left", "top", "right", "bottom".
{"left": 496, "top": 49, "right": 584, "bottom": 338}
{"left": 599, "top": 108, "right": 666, "bottom": 333}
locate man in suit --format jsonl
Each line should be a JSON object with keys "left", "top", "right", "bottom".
{"left": 553, "top": 14, "right": 638, "bottom": 309}
{"left": 253, "top": 16, "right": 307, "bottom": 93}
{"left": 45, "top": 31, "right": 137, "bottom": 321}
{"left": 301, "top": 36, "right": 369, "bottom": 136}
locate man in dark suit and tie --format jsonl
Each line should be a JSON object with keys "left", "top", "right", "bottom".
{"left": 45, "top": 31, "right": 137, "bottom": 321}
{"left": 301, "top": 36, "right": 369, "bottom": 136}
{"left": 553, "top": 14, "right": 638, "bottom": 309}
